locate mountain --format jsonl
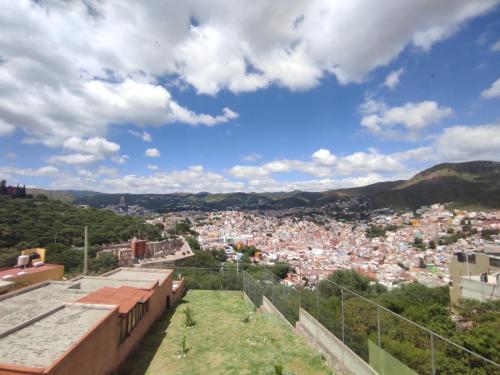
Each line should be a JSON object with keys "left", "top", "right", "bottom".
{"left": 31, "top": 161, "right": 500, "bottom": 211}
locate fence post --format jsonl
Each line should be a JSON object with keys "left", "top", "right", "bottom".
{"left": 193, "top": 268, "right": 195, "bottom": 289}
{"left": 430, "top": 332, "right": 436, "bottom": 375}
{"left": 377, "top": 305, "right": 381, "bottom": 347}
{"left": 243, "top": 270, "right": 246, "bottom": 295}
{"left": 316, "top": 284, "right": 320, "bottom": 320}
{"left": 271, "top": 283, "right": 274, "bottom": 305}
{"left": 209, "top": 270, "right": 213, "bottom": 290}
{"left": 341, "top": 288, "right": 345, "bottom": 344}
{"left": 283, "top": 285, "right": 287, "bottom": 318}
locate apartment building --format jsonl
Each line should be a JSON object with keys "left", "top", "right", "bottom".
{"left": 0, "top": 267, "right": 184, "bottom": 375}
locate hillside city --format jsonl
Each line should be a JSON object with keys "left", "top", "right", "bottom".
{"left": 148, "top": 204, "right": 500, "bottom": 288}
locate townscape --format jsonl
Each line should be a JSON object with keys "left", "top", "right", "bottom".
{"left": 148, "top": 204, "right": 500, "bottom": 288}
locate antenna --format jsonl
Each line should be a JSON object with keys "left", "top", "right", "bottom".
{"left": 83, "top": 226, "right": 88, "bottom": 275}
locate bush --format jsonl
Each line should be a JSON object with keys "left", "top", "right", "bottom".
{"left": 183, "top": 306, "right": 196, "bottom": 327}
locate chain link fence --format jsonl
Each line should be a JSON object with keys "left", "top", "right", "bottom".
{"left": 167, "top": 266, "right": 499, "bottom": 374}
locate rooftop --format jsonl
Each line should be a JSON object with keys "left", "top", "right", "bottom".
{"left": 0, "top": 264, "right": 63, "bottom": 280}
{"left": 0, "top": 267, "right": 173, "bottom": 371}
{"left": 0, "top": 304, "right": 112, "bottom": 368}
{"left": 77, "top": 286, "right": 152, "bottom": 314}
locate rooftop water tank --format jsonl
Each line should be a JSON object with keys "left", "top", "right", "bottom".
{"left": 16, "top": 254, "right": 30, "bottom": 267}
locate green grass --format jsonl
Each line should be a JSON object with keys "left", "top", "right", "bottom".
{"left": 119, "top": 290, "right": 332, "bottom": 375}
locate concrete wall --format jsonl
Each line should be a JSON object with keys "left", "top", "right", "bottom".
{"left": 48, "top": 308, "right": 119, "bottom": 375}
{"left": 114, "top": 272, "right": 173, "bottom": 369}
{"left": 449, "top": 253, "right": 498, "bottom": 304}
{"left": 260, "top": 296, "right": 294, "bottom": 329}
{"left": 296, "top": 308, "right": 378, "bottom": 375}
{"left": 461, "top": 278, "right": 500, "bottom": 301}
{"left": 10, "top": 266, "right": 64, "bottom": 292}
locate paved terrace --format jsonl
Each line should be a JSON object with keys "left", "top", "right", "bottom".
{"left": 0, "top": 268, "right": 172, "bottom": 370}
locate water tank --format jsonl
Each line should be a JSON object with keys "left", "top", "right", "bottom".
{"left": 33, "top": 261, "right": 44, "bottom": 267}
{"left": 16, "top": 254, "right": 30, "bottom": 267}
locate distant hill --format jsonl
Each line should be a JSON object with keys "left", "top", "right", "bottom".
{"left": 34, "top": 161, "right": 500, "bottom": 211}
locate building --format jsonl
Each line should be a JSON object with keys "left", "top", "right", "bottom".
{"left": 100, "top": 237, "right": 194, "bottom": 266}
{"left": 0, "top": 179, "right": 27, "bottom": 198}
{"left": 0, "top": 248, "right": 64, "bottom": 295}
{"left": 449, "top": 250, "right": 500, "bottom": 304}
{"left": 0, "top": 267, "right": 184, "bottom": 374}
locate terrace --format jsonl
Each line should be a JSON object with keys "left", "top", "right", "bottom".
{"left": 119, "top": 289, "right": 332, "bottom": 375}
{"left": 122, "top": 266, "right": 500, "bottom": 375}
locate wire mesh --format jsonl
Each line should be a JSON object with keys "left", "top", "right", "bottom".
{"left": 170, "top": 266, "right": 499, "bottom": 375}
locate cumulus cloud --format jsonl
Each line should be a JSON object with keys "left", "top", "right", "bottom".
{"left": 433, "top": 123, "right": 500, "bottom": 161}
{"left": 0, "top": 119, "right": 15, "bottom": 137}
{"left": 229, "top": 148, "right": 403, "bottom": 180}
{"left": 111, "top": 155, "right": 130, "bottom": 164}
{"left": 0, "top": 0, "right": 496, "bottom": 149}
{"left": 312, "top": 149, "right": 336, "bottom": 166}
{"left": 241, "top": 153, "right": 262, "bottom": 162}
{"left": 383, "top": 68, "right": 405, "bottom": 89}
{"left": 129, "top": 130, "right": 153, "bottom": 142}
{"left": 102, "top": 165, "right": 244, "bottom": 194}
{"left": 491, "top": 40, "right": 500, "bottom": 52}
{"left": 481, "top": 78, "right": 500, "bottom": 98}
{"left": 147, "top": 164, "right": 159, "bottom": 170}
{"left": 48, "top": 153, "right": 102, "bottom": 166}
{"left": 145, "top": 148, "right": 161, "bottom": 158}
{"left": 0, "top": 165, "right": 59, "bottom": 177}
{"left": 360, "top": 99, "right": 453, "bottom": 139}
{"left": 63, "top": 137, "right": 120, "bottom": 157}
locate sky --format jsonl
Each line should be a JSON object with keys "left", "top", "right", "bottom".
{"left": 0, "top": 0, "right": 499, "bottom": 194}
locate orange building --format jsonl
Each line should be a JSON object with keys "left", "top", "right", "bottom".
{"left": 0, "top": 267, "right": 184, "bottom": 375}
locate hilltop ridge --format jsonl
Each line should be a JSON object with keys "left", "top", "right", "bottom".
{"left": 26, "top": 161, "right": 500, "bottom": 211}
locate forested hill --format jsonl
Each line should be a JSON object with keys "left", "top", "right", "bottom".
{"left": 0, "top": 195, "right": 161, "bottom": 269}
{"left": 32, "top": 160, "right": 500, "bottom": 211}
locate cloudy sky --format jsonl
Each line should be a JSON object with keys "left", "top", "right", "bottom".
{"left": 1, "top": 0, "right": 499, "bottom": 193}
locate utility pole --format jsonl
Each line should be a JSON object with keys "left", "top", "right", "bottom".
{"left": 83, "top": 226, "right": 88, "bottom": 275}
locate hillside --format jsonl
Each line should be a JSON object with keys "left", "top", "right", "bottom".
{"left": 0, "top": 195, "right": 162, "bottom": 270}
{"left": 39, "top": 161, "right": 500, "bottom": 211}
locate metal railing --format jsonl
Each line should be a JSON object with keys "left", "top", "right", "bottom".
{"left": 168, "top": 266, "right": 500, "bottom": 375}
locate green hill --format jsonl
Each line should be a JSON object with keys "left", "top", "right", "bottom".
{"left": 0, "top": 195, "right": 162, "bottom": 270}
{"left": 37, "top": 161, "right": 500, "bottom": 211}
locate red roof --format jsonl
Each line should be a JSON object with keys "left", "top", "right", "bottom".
{"left": 77, "top": 286, "right": 152, "bottom": 315}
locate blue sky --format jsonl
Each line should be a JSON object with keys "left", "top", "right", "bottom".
{"left": 0, "top": 1, "right": 499, "bottom": 193}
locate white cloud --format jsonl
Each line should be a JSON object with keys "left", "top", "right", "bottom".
{"left": 102, "top": 165, "right": 244, "bottom": 193}
{"left": 241, "top": 153, "right": 262, "bottom": 162}
{"left": 312, "top": 149, "right": 336, "bottom": 166}
{"left": 145, "top": 148, "right": 161, "bottom": 158}
{"left": 491, "top": 40, "right": 500, "bottom": 52}
{"left": 63, "top": 137, "right": 120, "bottom": 157}
{"left": 481, "top": 78, "right": 500, "bottom": 99}
{"left": 97, "top": 166, "right": 119, "bottom": 177}
{"left": 433, "top": 123, "right": 500, "bottom": 161}
{"left": 229, "top": 148, "right": 403, "bottom": 180}
{"left": 335, "top": 151, "right": 404, "bottom": 175}
{"left": 360, "top": 100, "right": 453, "bottom": 139}
{"left": 0, "top": 0, "right": 496, "bottom": 150}
{"left": 129, "top": 130, "right": 153, "bottom": 142}
{"left": 0, "top": 165, "right": 59, "bottom": 177}
{"left": 111, "top": 155, "right": 130, "bottom": 164}
{"left": 147, "top": 164, "right": 159, "bottom": 170}
{"left": 383, "top": 68, "right": 405, "bottom": 89}
{"left": 170, "top": 104, "right": 239, "bottom": 126}
{"left": 0, "top": 119, "right": 15, "bottom": 136}
{"left": 48, "top": 153, "right": 101, "bottom": 166}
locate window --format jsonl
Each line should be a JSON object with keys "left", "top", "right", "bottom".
{"left": 121, "top": 300, "right": 150, "bottom": 344}
{"left": 490, "top": 257, "right": 500, "bottom": 268}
